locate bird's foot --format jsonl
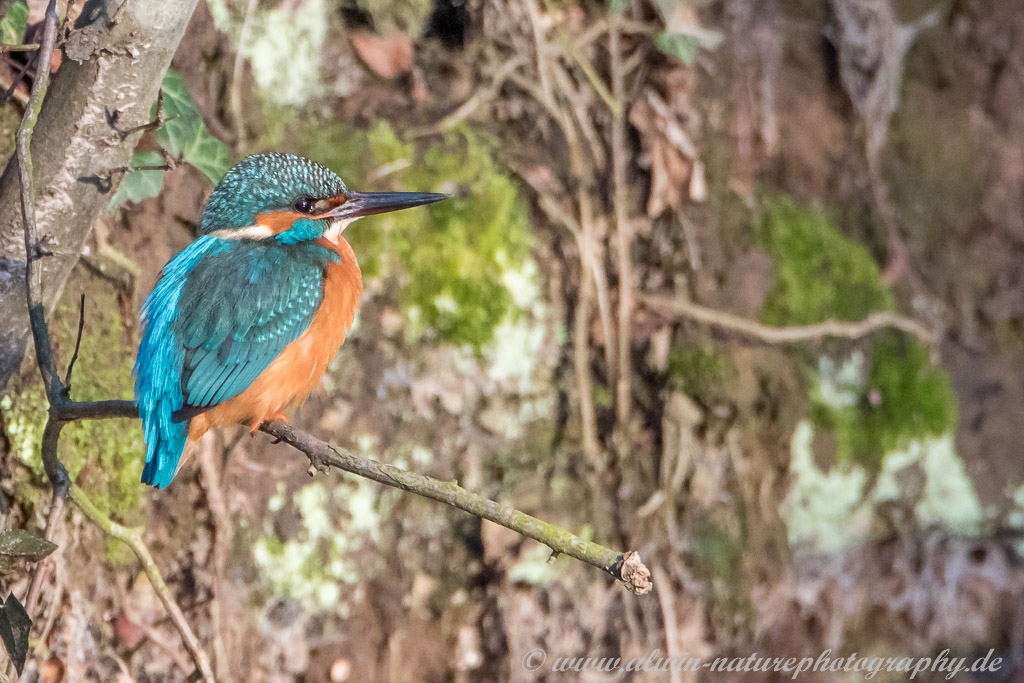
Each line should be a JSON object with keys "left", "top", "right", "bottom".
{"left": 249, "top": 412, "right": 289, "bottom": 435}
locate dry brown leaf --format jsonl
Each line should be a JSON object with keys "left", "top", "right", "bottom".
{"left": 631, "top": 93, "right": 700, "bottom": 217}
{"left": 349, "top": 31, "right": 414, "bottom": 79}
{"left": 620, "top": 551, "right": 653, "bottom": 595}
{"left": 112, "top": 612, "right": 145, "bottom": 649}
{"left": 522, "top": 163, "right": 560, "bottom": 196}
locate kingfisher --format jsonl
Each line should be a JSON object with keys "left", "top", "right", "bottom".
{"left": 133, "top": 153, "right": 447, "bottom": 488}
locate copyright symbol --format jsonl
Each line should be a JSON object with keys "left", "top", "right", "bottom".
{"left": 522, "top": 648, "right": 547, "bottom": 672}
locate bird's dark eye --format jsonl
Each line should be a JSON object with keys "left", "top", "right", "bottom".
{"left": 293, "top": 196, "right": 315, "bottom": 214}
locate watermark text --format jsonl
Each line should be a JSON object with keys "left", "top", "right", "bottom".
{"left": 521, "top": 647, "right": 1002, "bottom": 679}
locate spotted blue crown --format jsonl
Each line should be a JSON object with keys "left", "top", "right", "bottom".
{"left": 200, "top": 153, "right": 348, "bottom": 233}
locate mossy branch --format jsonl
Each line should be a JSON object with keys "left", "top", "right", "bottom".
{"left": 16, "top": 0, "right": 69, "bottom": 628}
{"left": 28, "top": 396, "right": 653, "bottom": 596}
{"left": 259, "top": 420, "right": 652, "bottom": 593}
{"left": 14, "top": 3, "right": 214, "bottom": 680}
{"left": 68, "top": 485, "right": 215, "bottom": 681}
{"left": 18, "top": 0, "right": 66, "bottom": 411}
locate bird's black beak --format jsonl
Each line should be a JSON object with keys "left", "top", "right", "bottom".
{"left": 327, "top": 191, "right": 450, "bottom": 219}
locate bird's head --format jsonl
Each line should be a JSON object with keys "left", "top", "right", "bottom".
{"left": 200, "top": 153, "right": 447, "bottom": 244}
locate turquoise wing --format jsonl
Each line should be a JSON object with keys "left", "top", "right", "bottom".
{"left": 174, "top": 240, "right": 332, "bottom": 409}
{"left": 134, "top": 238, "right": 336, "bottom": 488}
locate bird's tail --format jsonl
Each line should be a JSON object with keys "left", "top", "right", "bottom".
{"left": 140, "top": 414, "right": 189, "bottom": 489}
{"left": 134, "top": 241, "right": 207, "bottom": 489}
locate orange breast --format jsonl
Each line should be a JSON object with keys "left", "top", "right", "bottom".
{"left": 188, "top": 237, "right": 362, "bottom": 441}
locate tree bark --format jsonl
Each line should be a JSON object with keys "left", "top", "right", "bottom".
{"left": 0, "top": 0, "right": 198, "bottom": 389}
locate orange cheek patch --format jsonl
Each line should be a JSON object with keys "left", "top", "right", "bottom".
{"left": 255, "top": 210, "right": 306, "bottom": 235}
{"left": 312, "top": 195, "right": 347, "bottom": 216}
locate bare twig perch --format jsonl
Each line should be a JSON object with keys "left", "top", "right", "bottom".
{"left": 642, "top": 294, "right": 937, "bottom": 345}
{"left": 260, "top": 420, "right": 652, "bottom": 594}
{"left": 22, "top": 394, "right": 654, "bottom": 597}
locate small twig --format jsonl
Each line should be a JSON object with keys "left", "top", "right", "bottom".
{"left": 23, "top": 484, "right": 64, "bottom": 614}
{"left": 652, "top": 566, "right": 683, "bottom": 683}
{"left": 0, "top": 50, "right": 36, "bottom": 108}
{"left": 642, "top": 294, "right": 938, "bottom": 345}
{"left": 33, "top": 558, "right": 64, "bottom": 655}
{"left": 514, "top": 164, "right": 604, "bottom": 467}
{"left": 577, "top": 187, "right": 617, "bottom": 382}
{"left": 117, "top": 90, "right": 172, "bottom": 141}
{"left": 18, "top": 0, "right": 65, "bottom": 404}
{"left": 130, "top": 618, "right": 194, "bottom": 675}
{"left": 91, "top": 215, "right": 142, "bottom": 276}
{"left": 1, "top": 43, "right": 41, "bottom": 52}
{"left": 549, "top": 58, "right": 608, "bottom": 172}
{"left": 198, "top": 437, "right": 234, "bottom": 682}
{"left": 101, "top": 651, "right": 135, "bottom": 681}
{"left": 516, "top": 6, "right": 618, "bottom": 385}
{"left": 525, "top": 0, "right": 554, "bottom": 114}
{"left": 97, "top": 155, "right": 177, "bottom": 192}
{"left": 574, "top": 268, "right": 602, "bottom": 466}
{"left": 555, "top": 29, "right": 620, "bottom": 117}
{"left": 573, "top": 15, "right": 656, "bottom": 47}
{"left": 64, "top": 294, "right": 85, "bottom": 391}
{"left": 511, "top": 41, "right": 619, "bottom": 384}
{"left": 506, "top": 53, "right": 614, "bottom": 464}
{"left": 610, "top": 13, "right": 634, "bottom": 438}
{"left": 259, "top": 420, "right": 651, "bottom": 593}
{"left": 69, "top": 485, "right": 216, "bottom": 682}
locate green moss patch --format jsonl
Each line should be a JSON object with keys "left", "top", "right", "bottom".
{"left": 758, "top": 196, "right": 957, "bottom": 471}
{"left": 757, "top": 196, "right": 893, "bottom": 327}
{"left": 666, "top": 344, "right": 734, "bottom": 404}
{"left": 292, "top": 120, "right": 534, "bottom": 350}
{"left": 2, "top": 284, "right": 144, "bottom": 524}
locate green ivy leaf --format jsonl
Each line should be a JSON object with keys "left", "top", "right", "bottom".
{"left": 0, "top": 1, "right": 28, "bottom": 46}
{"left": 0, "top": 529, "right": 57, "bottom": 561}
{"left": 154, "top": 69, "right": 199, "bottom": 158}
{"left": 0, "top": 593, "right": 31, "bottom": 675}
{"left": 106, "top": 150, "right": 166, "bottom": 211}
{"left": 154, "top": 69, "right": 230, "bottom": 184}
{"left": 182, "top": 126, "right": 231, "bottom": 185}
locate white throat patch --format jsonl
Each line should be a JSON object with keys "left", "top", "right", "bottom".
{"left": 323, "top": 217, "right": 360, "bottom": 245}
{"left": 209, "top": 224, "right": 275, "bottom": 240}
